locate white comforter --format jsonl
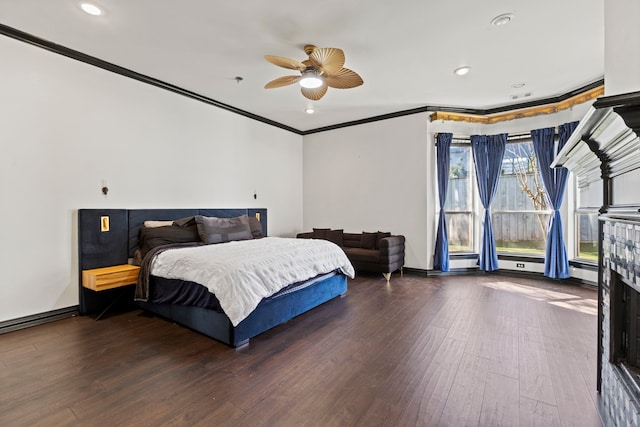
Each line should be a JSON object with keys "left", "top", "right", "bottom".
{"left": 150, "top": 237, "right": 355, "bottom": 326}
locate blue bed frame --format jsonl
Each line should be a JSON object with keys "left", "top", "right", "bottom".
{"left": 78, "top": 208, "right": 348, "bottom": 347}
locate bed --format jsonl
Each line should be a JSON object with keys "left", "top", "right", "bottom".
{"left": 78, "top": 208, "right": 354, "bottom": 347}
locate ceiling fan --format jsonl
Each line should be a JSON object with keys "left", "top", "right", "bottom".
{"left": 264, "top": 44, "right": 363, "bottom": 101}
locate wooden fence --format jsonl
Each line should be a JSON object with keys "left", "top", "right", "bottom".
{"left": 445, "top": 174, "right": 597, "bottom": 244}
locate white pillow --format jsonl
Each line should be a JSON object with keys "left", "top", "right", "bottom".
{"left": 143, "top": 220, "right": 174, "bottom": 228}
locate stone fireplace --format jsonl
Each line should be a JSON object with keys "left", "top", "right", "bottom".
{"left": 601, "top": 217, "right": 640, "bottom": 425}
{"left": 554, "top": 91, "right": 640, "bottom": 426}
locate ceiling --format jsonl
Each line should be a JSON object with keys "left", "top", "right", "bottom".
{"left": 0, "top": 0, "right": 604, "bottom": 132}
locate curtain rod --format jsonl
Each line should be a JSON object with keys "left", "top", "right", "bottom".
{"left": 435, "top": 127, "right": 561, "bottom": 141}
{"left": 435, "top": 132, "right": 532, "bottom": 144}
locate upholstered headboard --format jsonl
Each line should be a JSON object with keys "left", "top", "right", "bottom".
{"left": 125, "top": 208, "right": 266, "bottom": 258}
{"left": 77, "top": 208, "right": 267, "bottom": 314}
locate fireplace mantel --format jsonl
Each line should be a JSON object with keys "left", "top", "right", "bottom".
{"left": 552, "top": 90, "right": 640, "bottom": 193}
{"left": 553, "top": 91, "right": 640, "bottom": 426}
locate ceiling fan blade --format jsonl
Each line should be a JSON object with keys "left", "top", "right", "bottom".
{"left": 264, "top": 55, "right": 306, "bottom": 71}
{"left": 324, "top": 68, "right": 364, "bottom": 89}
{"left": 264, "top": 75, "right": 301, "bottom": 89}
{"left": 309, "top": 48, "right": 345, "bottom": 73}
{"left": 301, "top": 84, "right": 328, "bottom": 101}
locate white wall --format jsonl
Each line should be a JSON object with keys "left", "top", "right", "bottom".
{"left": 604, "top": 0, "right": 640, "bottom": 96}
{"left": 0, "top": 36, "right": 303, "bottom": 322}
{"left": 303, "top": 115, "right": 429, "bottom": 269}
{"left": 602, "top": 0, "right": 640, "bottom": 205}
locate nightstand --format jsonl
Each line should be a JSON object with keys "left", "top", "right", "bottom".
{"left": 82, "top": 264, "right": 140, "bottom": 319}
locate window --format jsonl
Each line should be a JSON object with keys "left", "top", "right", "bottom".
{"left": 445, "top": 145, "right": 474, "bottom": 252}
{"left": 438, "top": 133, "right": 592, "bottom": 262}
{"left": 491, "top": 139, "right": 551, "bottom": 255}
{"left": 575, "top": 180, "right": 601, "bottom": 262}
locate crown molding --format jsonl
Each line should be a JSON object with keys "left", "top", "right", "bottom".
{"left": 429, "top": 85, "right": 604, "bottom": 124}
{"left": 0, "top": 22, "right": 303, "bottom": 135}
{"left": 0, "top": 21, "right": 603, "bottom": 134}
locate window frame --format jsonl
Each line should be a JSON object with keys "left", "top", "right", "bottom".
{"left": 491, "top": 138, "right": 552, "bottom": 256}
{"left": 570, "top": 171, "right": 602, "bottom": 265}
{"left": 572, "top": 193, "right": 600, "bottom": 265}
{"left": 443, "top": 142, "right": 476, "bottom": 254}
{"left": 434, "top": 131, "right": 601, "bottom": 271}
{"left": 573, "top": 208, "right": 599, "bottom": 263}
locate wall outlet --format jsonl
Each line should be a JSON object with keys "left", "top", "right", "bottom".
{"left": 516, "top": 263, "right": 525, "bottom": 268}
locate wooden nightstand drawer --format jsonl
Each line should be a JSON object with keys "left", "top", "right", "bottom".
{"left": 82, "top": 264, "right": 140, "bottom": 291}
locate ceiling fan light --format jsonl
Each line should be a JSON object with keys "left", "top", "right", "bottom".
{"left": 80, "top": 2, "right": 103, "bottom": 16}
{"left": 299, "top": 71, "right": 323, "bottom": 89}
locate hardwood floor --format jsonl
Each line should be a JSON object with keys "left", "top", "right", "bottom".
{"left": 0, "top": 273, "right": 602, "bottom": 426}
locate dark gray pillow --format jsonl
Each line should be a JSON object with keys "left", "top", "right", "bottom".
{"left": 313, "top": 228, "right": 330, "bottom": 239}
{"left": 138, "top": 224, "right": 200, "bottom": 259}
{"left": 195, "top": 215, "right": 252, "bottom": 244}
{"left": 361, "top": 232, "right": 377, "bottom": 250}
{"left": 327, "top": 229, "right": 344, "bottom": 246}
{"left": 376, "top": 231, "right": 391, "bottom": 249}
{"left": 173, "top": 216, "right": 196, "bottom": 227}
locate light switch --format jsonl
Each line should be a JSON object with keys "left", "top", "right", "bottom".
{"left": 101, "top": 216, "right": 110, "bottom": 232}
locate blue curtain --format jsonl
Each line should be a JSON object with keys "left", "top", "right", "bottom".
{"left": 531, "top": 121, "right": 578, "bottom": 279}
{"left": 434, "top": 133, "right": 452, "bottom": 271}
{"left": 471, "top": 133, "right": 507, "bottom": 271}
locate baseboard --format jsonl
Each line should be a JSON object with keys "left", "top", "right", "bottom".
{"left": 0, "top": 306, "right": 79, "bottom": 334}
{"left": 426, "top": 267, "right": 483, "bottom": 276}
{"left": 424, "top": 267, "right": 597, "bottom": 287}
{"left": 402, "top": 267, "right": 428, "bottom": 276}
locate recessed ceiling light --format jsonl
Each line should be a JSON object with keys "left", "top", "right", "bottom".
{"left": 511, "top": 82, "right": 525, "bottom": 89}
{"left": 80, "top": 2, "right": 103, "bottom": 16}
{"left": 491, "top": 13, "right": 514, "bottom": 27}
{"left": 453, "top": 66, "right": 471, "bottom": 76}
{"left": 305, "top": 107, "right": 316, "bottom": 114}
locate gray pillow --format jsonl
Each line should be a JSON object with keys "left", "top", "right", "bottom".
{"left": 173, "top": 216, "right": 196, "bottom": 227}
{"left": 195, "top": 215, "right": 252, "bottom": 244}
{"left": 137, "top": 224, "right": 200, "bottom": 259}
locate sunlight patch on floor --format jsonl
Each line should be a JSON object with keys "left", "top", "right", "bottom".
{"left": 483, "top": 280, "right": 598, "bottom": 316}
